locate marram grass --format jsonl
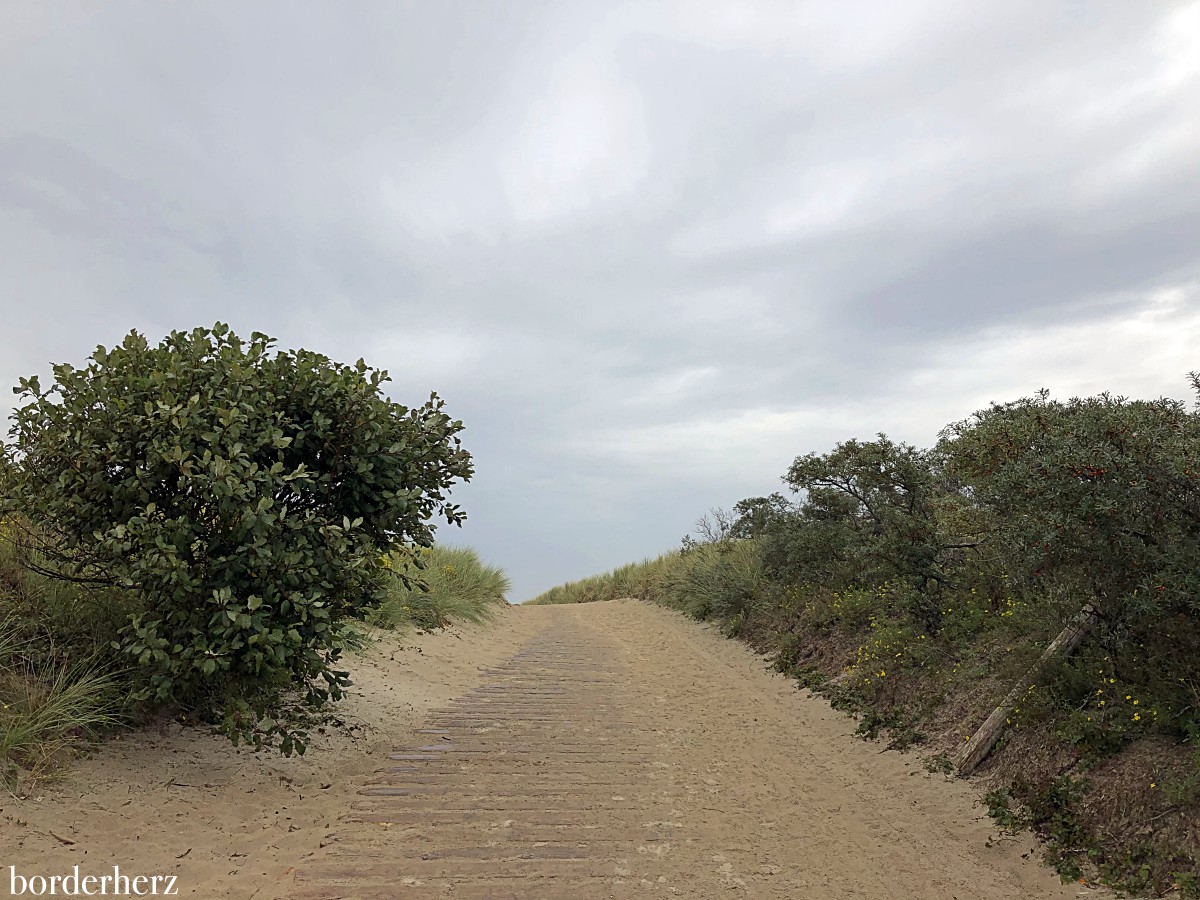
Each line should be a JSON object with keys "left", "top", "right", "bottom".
{"left": 371, "top": 545, "right": 511, "bottom": 632}
{"left": 0, "top": 617, "right": 123, "bottom": 790}
{"left": 527, "top": 540, "right": 761, "bottom": 623}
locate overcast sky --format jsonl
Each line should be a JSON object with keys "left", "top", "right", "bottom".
{"left": 2, "top": 2, "right": 1198, "bottom": 601}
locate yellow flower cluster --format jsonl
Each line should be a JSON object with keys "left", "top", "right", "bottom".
{"left": 1085, "top": 664, "right": 1160, "bottom": 725}
{"left": 847, "top": 624, "right": 911, "bottom": 688}
{"left": 995, "top": 595, "right": 1024, "bottom": 619}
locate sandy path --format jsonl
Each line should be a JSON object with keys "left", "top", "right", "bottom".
{"left": 0, "top": 611, "right": 546, "bottom": 898}
{"left": 290, "top": 600, "right": 1102, "bottom": 900}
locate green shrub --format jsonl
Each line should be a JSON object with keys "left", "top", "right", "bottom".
{"left": 940, "top": 390, "right": 1200, "bottom": 740}
{"left": 765, "top": 436, "right": 967, "bottom": 631}
{"left": 984, "top": 786, "right": 1027, "bottom": 834}
{"left": 0, "top": 324, "right": 472, "bottom": 753}
{"left": 940, "top": 390, "right": 1200, "bottom": 625}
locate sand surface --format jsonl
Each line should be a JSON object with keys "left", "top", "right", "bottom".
{"left": 2, "top": 600, "right": 1107, "bottom": 898}
{"left": 0, "top": 612, "right": 543, "bottom": 897}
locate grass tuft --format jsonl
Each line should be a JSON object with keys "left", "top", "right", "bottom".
{"left": 0, "top": 617, "right": 124, "bottom": 791}
{"left": 371, "top": 545, "right": 510, "bottom": 632}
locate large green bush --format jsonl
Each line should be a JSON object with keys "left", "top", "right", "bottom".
{"left": 939, "top": 389, "right": 1200, "bottom": 627}
{"left": 939, "top": 389, "right": 1200, "bottom": 743}
{"left": 0, "top": 324, "right": 473, "bottom": 752}
{"left": 762, "top": 436, "right": 980, "bottom": 631}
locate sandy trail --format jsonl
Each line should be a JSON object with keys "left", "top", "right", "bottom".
{"left": 2, "top": 600, "right": 1104, "bottom": 898}
{"left": 291, "top": 600, "right": 1099, "bottom": 899}
{"left": 0, "top": 613, "right": 546, "bottom": 898}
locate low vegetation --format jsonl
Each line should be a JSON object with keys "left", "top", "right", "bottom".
{"left": 531, "top": 382, "right": 1200, "bottom": 898}
{"left": 1, "top": 324, "right": 502, "bottom": 787}
{"left": 0, "top": 533, "right": 131, "bottom": 791}
{"left": 370, "top": 545, "right": 511, "bottom": 632}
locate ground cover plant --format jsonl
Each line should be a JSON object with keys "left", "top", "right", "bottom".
{"left": 0, "top": 323, "right": 476, "bottom": 764}
{"left": 531, "top": 380, "right": 1200, "bottom": 897}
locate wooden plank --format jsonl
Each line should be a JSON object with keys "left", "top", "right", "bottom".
{"left": 954, "top": 604, "right": 1097, "bottom": 775}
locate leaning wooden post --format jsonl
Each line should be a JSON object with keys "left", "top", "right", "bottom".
{"left": 954, "top": 603, "right": 1099, "bottom": 777}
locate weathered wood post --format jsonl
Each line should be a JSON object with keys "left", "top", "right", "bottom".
{"left": 954, "top": 603, "right": 1099, "bottom": 776}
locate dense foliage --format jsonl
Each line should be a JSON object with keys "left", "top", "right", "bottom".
{"left": 941, "top": 390, "right": 1200, "bottom": 630}
{"left": 1, "top": 324, "right": 472, "bottom": 752}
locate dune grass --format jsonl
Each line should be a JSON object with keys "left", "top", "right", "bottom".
{"left": 0, "top": 617, "right": 124, "bottom": 790}
{"left": 0, "top": 523, "right": 133, "bottom": 790}
{"left": 370, "top": 545, "right": 511, "bottom": 632}
{"left": 529, "top": 540, "right": 763, "bottom": 630}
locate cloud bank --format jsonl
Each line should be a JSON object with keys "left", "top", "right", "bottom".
{"left": 2, "top": 1, "right": 1198, "bottom": 598}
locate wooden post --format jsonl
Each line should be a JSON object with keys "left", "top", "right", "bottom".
{"left": 954, "top": 604, "right": 1098, "bottom": 777}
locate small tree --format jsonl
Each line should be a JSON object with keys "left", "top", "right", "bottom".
{"left": 774, "top": 436, "right": 971, "bottom": 628}
{"left": 730, "top": 493, "right": 794, "bottom": 540}
{"left": 1, "top": 324, "right": 473, "bottom": 752}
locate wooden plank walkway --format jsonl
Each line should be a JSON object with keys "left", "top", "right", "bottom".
{"left": 290, "top": 623, "right": 684, "bottom": 898}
